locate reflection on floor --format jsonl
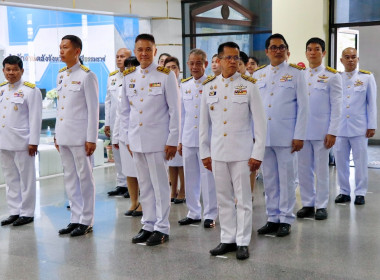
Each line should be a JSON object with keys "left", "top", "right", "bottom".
{"left": 0, "top": 149, "right": 380, "bottom": 280}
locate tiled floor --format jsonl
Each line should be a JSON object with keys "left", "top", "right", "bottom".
{"left": 1, "top": 148, "right": 380, "bottom": 280}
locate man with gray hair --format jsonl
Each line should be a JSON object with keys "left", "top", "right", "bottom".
{"left": 178, "top": 49, "right": 218, "bottom": 228}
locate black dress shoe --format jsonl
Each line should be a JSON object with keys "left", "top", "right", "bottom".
{"left": 236, "top": 246, "right": 249, "bottom": 260}
{"left": 131, "top": 210, "right": 143, "bottom": 217}
{"left": 146, "top": 231, "right": 169, "bottom": 246}
{"left": 335, "top": 194, "right": 351, "bottom": 203}
{"left": 108, "top": 186, "right": 128, "bottom": 196}
{"left": 276, "top": 223, "right": 291, "bottom": 237}
{"left": 315, "top": 208, "right": 328, "bottom": 220}
{"left": 296, "top": 207, "right": 315, "bottom": 218}
{"left": 257, "top": 222, "right": 280, "bottom": 235}
{"left": 59, "top": 223, "right": 79, "bottom": 234}
{"left": 210, "top": 243, "right": 237, "bottom": 256}
{"left": 123, "top": 191, "right": 130, "bottom": 198}
{"left": 173, "top": 198, "right": 186, "bottom": 204}
{"left": 178, "top": 217, "right": 201, "bottom": 225}
{"left": 204, "top": 219, "right": 216, "bottom": 228}
{"left": 132, "top": 229, "right": 152, "bottom": 243}
{"left": 1, "top": 215, "right": 19, "bottom": 226}
{"left": 125, "top": 203, "right": 141, "bottom": 216}
{"left": 171, "top": 198, "right": 175, "bottom": 203}
{"left": 70, "top": 224, "right": 93, "bottom": 237}
{"left": 13, "top": 216, "right": 34, "bottom": 226}
{"left": 354, "top": 195, "right": 365, "bottom": 205}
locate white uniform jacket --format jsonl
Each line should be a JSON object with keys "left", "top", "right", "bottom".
{"left": 305, "top": 66, "right": 343, "bottom": 140}
{"left": 105, "top": 70, "right": 123, "bottom": 130}
{"left": 55, "top": 63, "right": 99, "bottom": 146}
{"left": 253, "top": 61, "right": 309, "bottom": 147}
{"left": 119, "top": 63, "right": 180, "bottom": 153}
{"left": 0, "top": 80, "right": 42, "bottom": 150}
{"left": 199, "top": 72, "right": 267, "bottom": 162}
{"left": 338, "top": 69, "right": 377, "bottom": 137}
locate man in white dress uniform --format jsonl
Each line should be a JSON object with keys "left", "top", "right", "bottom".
{"left": 200, "top": 42, "right": 266, "bottom": 260}
{"left": 0, "top": 55, "right": 42, "bottom": 227}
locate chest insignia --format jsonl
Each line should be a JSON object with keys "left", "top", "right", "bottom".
{"left": 185, "top": 89, "right": 191, "bottom": 94}
{"left": 129, "top": 84, "right": 135, "bottom": 88}
{"left": 14, "top": 92, "right": 24, "bottom": 98}
{"left": 354, "top": 79, "right": 364, "bottom": 87}
{"left": 280, "top": 74, "right": 293, "bottom": 82}
{"left": 149, "top": 82, "right": 161, "bottom": 88}
{"left": 209, "top": 91, "right": 216, "bottom": 96}
{"left": 130, "top": 78, "right": 136, "bottom": 83}
{"left": 111, "top": 78, "right": 117, "bottom": 86}
{"left": 71, "top": 81, "right": 81, "bottom": 85}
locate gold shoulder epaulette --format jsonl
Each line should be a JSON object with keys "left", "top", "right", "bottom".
{"left": 59, "top": 66, "right": 67, "bottom": 73}
{"left": 241, "top": 74, "right": 257, "bottom": 84}
{"left": 290, "top": 63, "right": 305, "bottom": 70}
{"left": 157, "top": 66, "right": 170, "bottom": 75}
{"left": 181, "top": 76, "right": 193, "bottom": 83}
{"left": 359, "top": 69, "right": 372, "bottom": 75}
{"left": 80, "top": 65, "right": 90, "bottom": 72}
{"left": 326, "top": 66, "right": 338, "bottom": 74}
{"left": 123, "top": 66, "right": 136, "bottom": 76}
{"left": 254, "top": 64, "right": 267, "bottom": 72}
{"left": 23, "top": 81, "right": 36, "bottom": 89}
{"left": 109, "top": 70, "right": 119, "bottom": 77}
{"left": 0, "top": 81, "right": 9, "bottom": 87}
{"left": 202, "top": 75, "right": 216, "bottom": 85}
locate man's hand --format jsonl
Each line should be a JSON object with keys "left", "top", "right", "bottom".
{"left": 202, "top": 157, "right": 212, "bottom": 172}
{"left": 85, "top": 142, "right": 96, "bottom": 156}
{"left": 104, "top": 126, "right": 111, "bottom": 138}
{"left": 178, "top": 143, "right": 183, "bottom": 156}
{"left": 165, "top": 145, "right": 177, "bottom": 160}
{"left": 248, "top": 158, "right": 261, "bottom": 172}
{"left": 291, "top": 139, "right": 304, "bottom": 153}
{"left": 113, "top": 143, "right": 119, "bottom": 150}
{"left": 28, "top": 145, "right": 38, "bottom": 157}
{"left": 54, "top": 138, "right": 60, "bottom": 152}
{"left": 127, "top": 144, "right": 133, "bottom": 157}
{"left": 366, "top": 129, "right": 376, "bottom": 138}
{"left": 324, "top": 134, "right": 336, "bottom": 149}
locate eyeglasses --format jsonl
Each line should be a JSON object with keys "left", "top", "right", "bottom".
{"left": 268, "top": 45, "right": 287, "bottom": 52}
{"left": 220, "top": 55, "right": 240, "bottom": 61}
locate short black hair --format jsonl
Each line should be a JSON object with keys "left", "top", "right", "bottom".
{"left": 124, "top": 56, "right": 140, "bottom": 68}
{"left": 159, "top": 53, "right": 171, "bottom": 60}
{"left": 240, "top": 51, "right": 248, "bottom": 64}
{"left": 3, "top": 55, "right": 23, "bottom": 69}
{"left": 306, "top": 37, "right": 325, "bottom": 52}
{"left": 249, "top": 56, "right": 259, "bottom": 65}
{"left": 62, "top": 35, "right": 82, "bottom": 51}
{"left": 212, "top": 54, "right": 218, "bottom": 59}
{"left": 164, "top": 56, "right": 180, "bottom": 70}
{"left": 135, "top": 33, "right": 155, "bottom": 44}
{"left": 265, "top": 33, "right": 289, "bottom": 50}
{"left": 217, "top": 42, "right": 240, "bottom": 56}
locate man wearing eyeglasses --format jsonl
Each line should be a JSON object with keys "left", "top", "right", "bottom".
{"left": 253, "top": 33, "right": 308, "bottom": 237}
{"left": 200, "top": 42, "right": 266, "bottom": 260}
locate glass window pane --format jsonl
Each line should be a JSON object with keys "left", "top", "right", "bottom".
{"left": 335, "top": 0, "right": 380, "bottom": 24}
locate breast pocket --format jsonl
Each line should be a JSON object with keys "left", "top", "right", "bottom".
{"left": 69, "top": 85, "right": 81, "bottom": 92}
{"left": 278, "top": 81, "right": 295, "bottom": 89}
{"left": 148, "top": 88, "right": 163, "bottom": 96}
{"left": 183, "top": 95, "right": 193, "bottom": 101}
{"left": 232, "top": 96, "right": 248, "bottom": 104}
{"left": 10, "top": 97, "right": 24, "bottom": 104}
{"left": 314, "top": 83, "right": 328, "bottom": 93}
{"left": 257, "top": 81, "right": 266, "bottom": 89}
{"left": 354, "top": 85, "right": 366, "bottom": 93}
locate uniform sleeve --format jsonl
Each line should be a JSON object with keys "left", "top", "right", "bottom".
{"left": 199, "top": 87, "right": 211, "bottom": 159}
{"left": 164, "top": 71, "right": 180, "bottom": 147}
{"left": 250, "top": 84, "right": 266, "bottom": 161}
{"left": 84, "top": 73, "right": 99, "bottom": 143}
{"left": 104, "top": 76, "right": 111, "bottom": 126}
{"left": 112, "top": 101, "right": 120, "bottom": 144}
{"left": 328, "top": 74, "right": 343, "bottom": 136}
{"left": 180, "top": 84, "right": 185, "bottom": 144}
{"left": 294, "top": 70, "right": 309, "bottom": 140}
{"left": 119, "top": 75, "right": 131, "bottom": 145}
{"left": 28, "top": 88, "right": 43, "bottom": 145}
{"left": 367, "top": 74, "right": 377, "bottom": 130}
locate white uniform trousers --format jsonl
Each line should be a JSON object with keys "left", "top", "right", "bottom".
{"left": 298, "top": 140, "right": 330, "bottom": 209}
{"left": 133, "top": 152, "right": 171, "bottom": 235}
{"left": 0, "top": 150, "right": 36, "bottom": 217}
{"left": 183, "top": 146, "right": 217, "bottom": 220}
{"left": 112, "top": 145, "right": 127, "bottom": 186}
{"left": 59, "top": 145, "right": 95, "bottom": 226}
{"left": 262, "top": 147, "right": 296, "bottom": 224}
{"left": 212, "top": 160, "right": 252, "bottom": 246}
{"left": 335, "top": 136, "right": 368, "bottom": 196}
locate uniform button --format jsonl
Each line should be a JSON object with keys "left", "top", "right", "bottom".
{"left": 225, "top": 84, "right": 228, "bottom": 87}
{"left": 346, "top": 115, "right": 350, "bottom": 118}
{"left": 224, "top": 133, "right": 227, "bottom": 136}
{"left": 224, "top": 121, "right": 227, "bottom": 124}
{"left": 347, "top": 86, "right": 351, "bottom": 88}
{"left": 308, "top": 83, "right": 311, "bottom": 86}
{"left": 2, "top": 115, "right": 4, "bottom": 118}
{"left": 63, "top": 96, "right": 66, "bottom": 98}
{"left": 268, "top": 117, "right": 271, "bottom": 120}
{"left": 194, "top": 125, "right": 197, "bottom": 128}
{"left": 130, "top": 101, "right": 133, "bottom": 105}
{"left": 3, "top": 106, "right": 6, "bottom": 109}
{"left": 60, "top": 118, "right": 63, "bottom": 121}
{"left": 346, "top": 105, "right": 350, "bottom": 108}
{"left": 64, "top": 84, "right": 67, "bottom": 87}
{"left": 224, "top": 96, "right": 227, "bottom": 99}
{"left": 195, "top": 105, "right": 198, "bottom": 108}
{"left": 139, "top": 122, "right": 143, "bottom": 126}
{"left": 141, "top": 88, "right": 144, "bottom": 90}
{"left": 2, "top": 125, "right": 4, "bottom": 128}
{"left": 6, "top": 97, "right": 9, "bottom": 100}
{"left": 224, "top": 108, "right": 227, "bottom": 112}
{"left": 268, "top": 104, "right": 271, "bottom": 108}
{"left": 347, "top": 95, "right": 350, "bottom": 98}
{"left": 61, "top": 107, "right": 64, "bottom": 109}
{"left": 272, "top": 81, "right": 275, "bottom": 84}
{"left": 139, "top": 110, "right": 143, "bottom": 114}
{"left": 195, "top": 94, "right": 198, "bottom": 98}
{"left": 140, "top": 98, "right": 143, "bottom": 102}
{"left": 310, "top": 74, "right": 313, "bottom": 77}
{"left": 309, "top": 93, "right": 311, "bottom": 95}
{"left": 195, "top": 115, "right": 198, "bottom": 118}
{"left": 142, "top": 75, "right": 145, "bottom": 78}
{"left": 274, "top": 71, "right": 277, "bottom": 74}
{"left": 270, "top": 93, "right": 274, "bottom": 96}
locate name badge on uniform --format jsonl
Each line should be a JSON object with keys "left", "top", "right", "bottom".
{"left": 209, "top": 91, "right": 216, "bottom": 96}
{"left": 149, "top": 82, "right": 161, "bottom": 88}
{"left": 129, "top": 84, "right": 135, "bottom": 88}
{"left": 72, "top": 81, "right": 81, "bottom": 85}
{"left": 354, "top": 79, "right": 363, "bottom": 87}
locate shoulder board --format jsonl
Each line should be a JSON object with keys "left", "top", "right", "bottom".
{"left": 0, "top": 81, "right": 9, "bottom": 87}
{"left": 80, "top": 65, "right": 90, "bottom": 72}
{"left": 23, "top": 81, "right": 36, "bottom": 89}
{"left": 326, "top": 66, "right": 338, "bottom": 74}
{"left": 157, "top": 66, "right": 170, "bottom": 75}
{"left": 59, "top": 66, "right": 67, "bottom": 73}
{"left": 254, "top": 64, "right": 267, "bottom": 72}
{"left": 202, "top": 75, "right": 216, "bottom": 85}
{"left": 241, "top": 74, "right": 257, "bottom": 84}
{"left": 123, "top": 66, "right": 136, "bottom": 76}
{"left": 359, "top": 69, "right": 372, "bottom": 75}
{"left": 289, "top": 63, "right": 305, "bottom": 70}
{"left": 181, "top": 76, "right": 193, "bottom": 83}
{"left": 109, "top": 70, "right": 119, "bottom": 77}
